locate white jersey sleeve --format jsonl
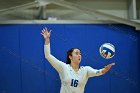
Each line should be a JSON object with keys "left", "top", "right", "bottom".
{"left": 44, "top": 43, "right": 65, "bottom": 73}
{"left": 86, "top": 66, "right": 103, "bottom": 78}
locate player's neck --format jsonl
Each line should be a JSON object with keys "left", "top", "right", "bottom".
{"left": 70, "top": 62, "right": 79, "bottom": 72}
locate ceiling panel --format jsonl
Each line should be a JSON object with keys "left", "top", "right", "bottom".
{"left": 0, "top": 0, "right": 128, "bottom": 10}
{"left": 0, "top": 0, "right": 34, "bottom": 9}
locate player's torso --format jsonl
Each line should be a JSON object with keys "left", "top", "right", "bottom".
{"left": 59, "top": 64, "right": 88, "bottom": 90}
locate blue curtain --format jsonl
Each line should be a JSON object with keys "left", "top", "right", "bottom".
{"left": 0, "top": 24, "right": 139, "bottom": 93}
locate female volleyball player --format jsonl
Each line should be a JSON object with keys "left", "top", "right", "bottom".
{"left": 41, "top": 27, "right": 115, "bottom": 93}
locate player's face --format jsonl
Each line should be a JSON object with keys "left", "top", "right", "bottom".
{"left": 70, "top": 49, "right": 82, "bottom": 64}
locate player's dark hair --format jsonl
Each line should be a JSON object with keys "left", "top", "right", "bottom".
{"left": 66, "top": 48, "right": 81, "bottom": 64}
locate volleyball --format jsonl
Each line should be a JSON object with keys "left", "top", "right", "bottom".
{"left": 99, "top": 43, "right": 115, "bottom": 59}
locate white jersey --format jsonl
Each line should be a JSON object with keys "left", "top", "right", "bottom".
{"left": 44, "top": 44, "right": 103, "bottom": 93}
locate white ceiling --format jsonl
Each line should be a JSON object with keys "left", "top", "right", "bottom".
{"left": 0, "top": 0, "right": 131, "bottom": 10}
{"left": 0, "top": 0, "right": 129, "bottom": 19}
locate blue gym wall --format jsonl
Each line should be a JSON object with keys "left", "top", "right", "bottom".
{"left": 0, "top": 24, "right": 139, "bottom": 93}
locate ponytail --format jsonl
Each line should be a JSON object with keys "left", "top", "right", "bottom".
{"left": 66, "top": 48, "right": 75, "bottom": 64}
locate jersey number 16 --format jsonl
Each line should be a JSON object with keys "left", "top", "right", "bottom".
{"left": 71, "top": 79, "right": 79, "bottom": 87}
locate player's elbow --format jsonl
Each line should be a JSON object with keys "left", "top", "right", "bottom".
{"left": 45, "top": 53, "right": 51, "bottom": 60}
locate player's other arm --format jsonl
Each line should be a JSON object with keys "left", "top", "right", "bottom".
{"left": 101, "top": 63, "right": 115, "bottom": 74}
{"left": 41, "top": 27, "right": 65, "bottom": 72}
{"left": 87, "top": 63, "right": 115, "bottom": 78}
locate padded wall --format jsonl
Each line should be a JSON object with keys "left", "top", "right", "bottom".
{"left": 0, "top": 24, "right": 139, "bottom": 93}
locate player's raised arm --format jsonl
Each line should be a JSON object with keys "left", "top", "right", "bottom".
{"left": 41, "top": 27, "right": 65, "bottom": 72}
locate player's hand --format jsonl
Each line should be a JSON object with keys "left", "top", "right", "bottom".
{"left": 41, "top": 27, "right": 52, "bottom": 39}
{"left": 104, "top": 63, "right": 115, "bottom": 70}
{"left": 102, "top": 63, "right": 115, "bottom": 74}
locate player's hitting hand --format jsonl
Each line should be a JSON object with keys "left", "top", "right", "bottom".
{"left": 41, "top": 27, "right": 51, "bottom": 39}
{"left": 41, "top": 27, "right": 52, "bottom": 45}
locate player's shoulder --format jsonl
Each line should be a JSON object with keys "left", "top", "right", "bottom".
{"left": 80, "top": 65, "right": 91, "bottom": 68}
{"left": 80, "top": 66, "right": 92, "bottom": 70}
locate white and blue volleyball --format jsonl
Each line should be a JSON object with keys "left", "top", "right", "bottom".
{"left": 99, "top": 43, "right": 115, "bottom": 59}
